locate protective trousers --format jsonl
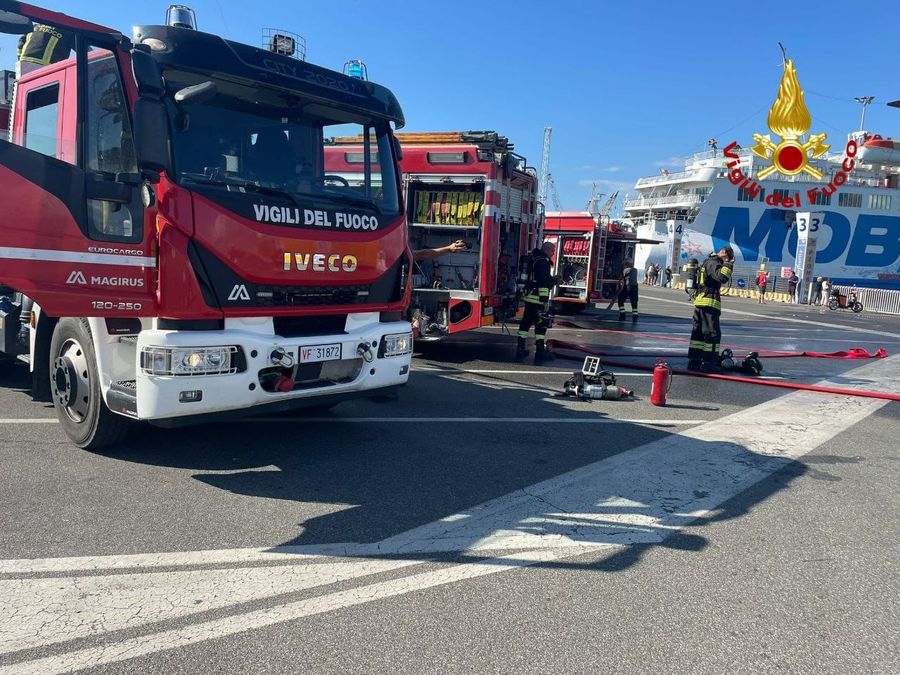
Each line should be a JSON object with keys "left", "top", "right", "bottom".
{"left": 617, "top": 285, "right": 639, "bottom": 319}
{"left": 688, "top": 306, "right": 721, "bottom": 366}
{"left": 517, "top": 302, "right": 549, "bottom": 347}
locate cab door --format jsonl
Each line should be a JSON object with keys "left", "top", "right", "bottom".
{"left": 0, "top": 4, "right": 157, "bottom": 316}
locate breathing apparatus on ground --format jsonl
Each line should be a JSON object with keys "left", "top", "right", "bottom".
{"left": 562, "top": 356, "right": 634, "bottom": 401}
{"left": 719, "top": 349, "right": 764, "bottom": 375}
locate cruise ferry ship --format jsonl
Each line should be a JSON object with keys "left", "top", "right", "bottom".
{"left": 623, "top": 132, "right": 900, "bottom": 289}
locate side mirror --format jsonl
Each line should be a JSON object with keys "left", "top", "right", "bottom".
{"left": 133, "top": 98, "right": 171, "bottom": 179}
{"left": 392, "top": 136, "right": 403, "bottom": 161}
{"left": 131, "top": 49, "right": 164, "bottom": 98}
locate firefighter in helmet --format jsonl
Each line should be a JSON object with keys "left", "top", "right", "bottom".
{"left": 17, "top": 24, "right": 74, "bottom": 73}
{"left": 617, "top": 258, "right": 639, "bottom": 321}
{"left": 687, "top": 245, "right": 734, "bottom": 372}
{"left": 516, "top": 241, "right": 557, "bottom": 364}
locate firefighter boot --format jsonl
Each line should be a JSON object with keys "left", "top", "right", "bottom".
{"left": 618, "top": 306, "right": 626, "bottom": 320}
{"left": 514, "top": 337, "right": 529, "bottom": 362}
{"left": 534, "top": 341, "right": 555, "bottom": 364}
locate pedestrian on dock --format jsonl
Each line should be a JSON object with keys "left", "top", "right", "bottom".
{"left": 756, "top": 269, "right": 769, "bottom": 304}
{"left": 812, "top": 277, "right": 824, "bottom": 305}
{"left": 788, "top": 270, "right": 799, "bottom": 303}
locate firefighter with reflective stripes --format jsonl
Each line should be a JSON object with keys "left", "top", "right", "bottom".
{"left": 617, "top": 258, "right": 639, "bottom": 321}
{"left": 17, "top": 24, "right": 73, "bottom": 72}
{"left": 515, "top": 241, "right": 557, "bottom": 363}
{"left": 687, "top": 245, "right": 734, "bottom": 372}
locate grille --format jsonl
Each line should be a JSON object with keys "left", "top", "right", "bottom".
{"left": 255, "top": 284, "right": 373, "bottom": 307}
{"left": 274, "top": 314, "right": 348, "bottom": 338}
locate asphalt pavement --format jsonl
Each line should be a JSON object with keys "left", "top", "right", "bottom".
{"left": 0, "top": 287, "right": 898, "bottom": 674}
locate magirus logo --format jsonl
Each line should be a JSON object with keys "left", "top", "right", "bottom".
{"left": 66, "top": 271, "right": 87, "bottom": 285}
{"left": 66, "top": 270, "right": 144, "bottom": 287}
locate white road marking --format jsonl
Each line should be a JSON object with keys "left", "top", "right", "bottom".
{"left": 416, "top": 368, "right": 585, "bottom": 374}
{"left": 0, "top": 559, "right": 421, "bottom": 655}
{"left": 644, "top": 293, "right": 900, "bottom": 339}
{"left": 1, "top": 356, "right": 896, "bottom": 673}
{"left": 0, "top": 549, "right": 573, "bottom": 675}
{"left": 0, "top": 416, "right": 702, "bottom": 426}
{"left": 243, "top": 417, "right": 707, "bottom": 425}
{"left": 0, "top": 419, "right": 58, "bottom": 424}
{"left": 415, "top": 366, "right": 786, "bottom": 379}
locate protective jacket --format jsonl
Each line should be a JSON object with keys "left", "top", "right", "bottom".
{"left": 523, "top": 249, "right": 554, "bottom": 305}
{"left": 694, "top": 253, "right": 733, "bottom": 311}
{"left": 18, "top": 25, "right": 73, "bottom": 67}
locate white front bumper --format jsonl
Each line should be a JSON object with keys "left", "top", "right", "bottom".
{"left": 134, "top": 317, "right": 411, "bottom": 421}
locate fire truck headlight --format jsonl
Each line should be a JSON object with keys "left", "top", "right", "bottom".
{"left": 381, "top": 332, "right": 413, "bottom": 358}
{"left": 141, "top": 346, "right": 239, "bottom": 376}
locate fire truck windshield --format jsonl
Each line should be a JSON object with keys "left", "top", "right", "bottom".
{"left": 164, "top": 71, "right": 400, "bottom": 217}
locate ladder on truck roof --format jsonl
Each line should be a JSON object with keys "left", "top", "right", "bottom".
{"left": 593, "top": 222, "right": 608, "bottom": 298}
{"left": 393, "top": 131, "right": 512, "bottom": 150}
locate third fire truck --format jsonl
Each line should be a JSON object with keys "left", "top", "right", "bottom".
{"left": 543, "top": 211, "right": 658, "bottom": 313}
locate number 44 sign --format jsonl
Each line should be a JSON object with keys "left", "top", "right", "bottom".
{"left": 795, "top": 211, "right": 823, "bottom": 304}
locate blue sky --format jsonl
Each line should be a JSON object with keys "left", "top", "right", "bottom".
{"left": 3, "top": 0, "right": 899, "bottom": 212}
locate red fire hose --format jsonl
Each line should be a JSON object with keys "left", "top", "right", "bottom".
{"left": 552, "top": 320, "right": 888, "bottom": 358}
{"left": 548, "top": 339, "right": 900, "bottom": 402}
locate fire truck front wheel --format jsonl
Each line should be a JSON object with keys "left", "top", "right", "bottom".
{"left": 49, "top": 318, "right": 131, "bottom": 450}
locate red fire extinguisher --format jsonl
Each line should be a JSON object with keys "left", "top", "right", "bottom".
{"left": 650, "top": 359, "right": 672, "bottom": 406}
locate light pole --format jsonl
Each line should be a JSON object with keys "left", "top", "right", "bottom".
{"left": 854, "top": 96, "right": 875, "bottom": 131}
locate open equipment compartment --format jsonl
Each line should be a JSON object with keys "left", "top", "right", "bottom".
{"left": 398, "top": 131, "right": 538, "bottom": 341}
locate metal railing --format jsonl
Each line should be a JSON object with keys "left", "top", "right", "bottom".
{"left": 623, "top": 194, "right": 705, "bottom": 209}
{"left": 716, "top": 273, "right": 900, "bottom": 315}
{"left": 635, "top": 170, "right": 699, "bottom": 187}
{"left": 832, "top": 285, "right": 900, "bottom": 315}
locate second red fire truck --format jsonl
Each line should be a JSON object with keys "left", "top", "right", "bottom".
{"left": 327, "top": 131, "right": 540, "bottom": 340}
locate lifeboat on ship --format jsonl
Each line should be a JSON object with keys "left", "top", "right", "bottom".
{"left": 857, "top": 135, "right": 900, "bottom": 164}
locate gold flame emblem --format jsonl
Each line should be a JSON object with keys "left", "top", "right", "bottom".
{"left": 751, "top": 47, "right": 829, "bottom": 180}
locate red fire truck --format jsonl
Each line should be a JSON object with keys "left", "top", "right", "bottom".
{"left": 543, "top": 211, "right": 656, "bottom": 313}
{"left": 327, "top": 131, "right": 539, "bottom": 340}
{"left": 0, "top": 3, "right": 413, "bottom": 448}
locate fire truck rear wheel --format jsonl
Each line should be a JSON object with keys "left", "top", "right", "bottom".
{"left": 49, "top": 318, "right": 131, "bottom": 450}
{"left": 0, "top": 355, "right": 14, "bottom": 377}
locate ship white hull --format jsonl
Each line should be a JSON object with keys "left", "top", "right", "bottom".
{"left": 630, "top": 177, "right": 900, "bottom": 289}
